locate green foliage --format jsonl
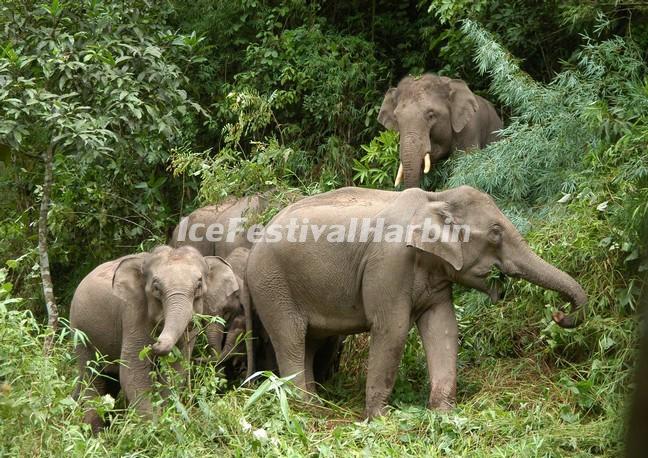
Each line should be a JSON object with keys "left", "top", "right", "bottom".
{"left": 352, "top": 130, "right": 399, "bottom": 188}
{"left": 170, "top": 0, "right": 389, "bottom": 197}
{"left": 1, "top": 0, "right": 647, "bottom": 456}
{"left": 446, "top": 21, "right": 646, "bottom": 209}
{"left": 426, "top": 0, "right": 648, "bottom": 81}
{"left": 0, "top": 0, "right": 204, "bottom": 307}
{"left": 170, "top": 141, "right": 293, "bottom": 204}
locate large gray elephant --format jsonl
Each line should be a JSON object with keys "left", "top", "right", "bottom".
{"left": 379, "top": 74, "right": 502, "bottom": 188}
{"left": 246, "top": 186, "right": 587, "bottom": 418}
{"left": 70, "top": 245, "right": 245, "bottom": 432}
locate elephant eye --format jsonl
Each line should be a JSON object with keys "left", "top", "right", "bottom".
{"left": 426, "top": 110, "right": 436, "bottom": 120}
{"left": 488, "top": 225, "right": 503, "bottom": 245}
{"left": 151, "top": 280, "right": 162, "bottom": 296}
{"left": 195, "top": 278, "right": 203, "bottom": 292}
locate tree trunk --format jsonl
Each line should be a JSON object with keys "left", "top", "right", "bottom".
{"left": 40, "top": 143, "right": 58, "bottom": 355}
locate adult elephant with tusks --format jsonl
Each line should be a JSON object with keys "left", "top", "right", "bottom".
{"left": 379, "top": 74, "right": 502, "bottom": 188}
{"left": 246, "top": 186, "right": 587, "bottom": 418}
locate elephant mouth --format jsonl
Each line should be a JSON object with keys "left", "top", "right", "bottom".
{"left": 481, "top": 266, "right": 509, "bottom": 303}
{"left": 394, "top": 153, "right": 432, "bottom": 187}
{"left": 489, "top": 287, "right": 503, "bottom": 303}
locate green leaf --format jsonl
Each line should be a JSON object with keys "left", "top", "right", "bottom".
{"left": 244, "top": 377, "right": 273, "bottom": 409}
{"left": 138, "top": 345, "right": 152, "bottom": 361}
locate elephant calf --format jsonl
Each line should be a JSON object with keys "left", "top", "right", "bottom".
{"left": 202, "top": 247, "right": 254, "bottom": 379}
{"left": 70, "top": 245, "right": 244, "bottom": 432}
{"left": 247, "top": 186, "right": 586, "bottom": 418}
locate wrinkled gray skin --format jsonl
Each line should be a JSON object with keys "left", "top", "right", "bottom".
{"left": 215, "top": 247, "right": 346, "bottom": 383}
{"left": 70, "top": 245, "right": 240, "bottom": 432}
{"left": 247, "top": 186, "right": 587, "bottom": 418}
{"left": 379, "top": 74, "right": 503, "bottom": 188}
{"left": 171, "top": 195, "right": 267, "bottom": 258}
{"left": 171, "top": 197, "right": 344, "bottom": 383}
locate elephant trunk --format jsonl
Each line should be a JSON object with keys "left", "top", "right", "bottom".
{"left": 513, "top": 247, "right": 587, "bottom": 328}
{"left": 206, "top": 321, "right": 225, "bottom": 356}
{"left": 241, "top": 282, "right": 255, "bottom": 379}
{"left": 399, "top": 131, "right": 430, "bottom": 188}
{"left": 153, "top": 293, "right": 194, "bottom": 355}
{"left": 401, "top": 138, "right": 422, "bottom": 189}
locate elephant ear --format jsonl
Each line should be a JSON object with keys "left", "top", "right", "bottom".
{"left": 112, "top": 254, "right": 148, "bottom": 306}
{"left": 204, "top": 256, "right": 240, "bottom": 316}
{"left": 378, "top": 87, "right": 399, "bottom": 130}
{"left": 406, "top": 201, "right": 464, "bottom": 271}
{"left": 448, "top": 79, "right": 479, "bottom": 134}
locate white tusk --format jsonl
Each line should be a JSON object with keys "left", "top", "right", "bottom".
{"left": 423, "top": 153, "right": 431, "bottom": 173}
{"left": 394, "top": 162, "right": 404, "bottom": 187}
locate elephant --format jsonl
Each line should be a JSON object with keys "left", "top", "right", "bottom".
{"left": 171, "top": 196, "right": 345, "bottom": 384}
{"left": 378, "top": 74, "right": 503, "bottom": 188}
{"left": 246, "top": 186, "right": 587, "bottom": 418}
{"left": 70, "top": 245, "right": 247, "bottom": 432}
{"left": 170, "top": 194, "right": 268, "bottom": 258}
{"left": 205, "top": 247, "right": 253, "bottom": 379}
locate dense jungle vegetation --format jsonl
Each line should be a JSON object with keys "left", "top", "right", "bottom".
{"left": 1, "top": 0, "right": 647, "bottom": 455}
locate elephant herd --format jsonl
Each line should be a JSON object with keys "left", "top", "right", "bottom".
{"left": 70, "top": 74, "right": 586, "bottom": 432}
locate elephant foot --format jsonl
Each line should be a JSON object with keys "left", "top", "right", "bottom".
{"left": 364, "top": 403, "right": 387, "bottom": 420}
{"left": 428, "top": 381, "right": 456, "bottom": 412}
{"left": 428, "top": 396, "right": 455, "bottom": 412}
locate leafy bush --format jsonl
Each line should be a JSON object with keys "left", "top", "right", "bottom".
{"left": 0, "top": 0, "right": 204, "bottom": 308}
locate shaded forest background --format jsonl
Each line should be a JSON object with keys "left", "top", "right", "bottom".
{"left": 0, "top": 0, "right": 647, "bottom": 455}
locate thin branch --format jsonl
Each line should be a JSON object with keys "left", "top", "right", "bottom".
{"left": 40, "top": 142, "right": 58, "bottom": 355}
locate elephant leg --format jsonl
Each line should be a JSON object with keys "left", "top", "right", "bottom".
{"left": 313, "top": 336, "right": 345, "bottom": 383}
{"left": 74, "top": 344, "right": 108, "bottom": 433}
{"left": 361, "top": 258, "right": 413, "bottom": 418}
{"left": 304, "top": 336, "right": 325, "bottom": 394}
{"left": 72, "top": 342, "right": 91, "bottom": 401}
{"left": 364, "top": 309, "right": 410, "bottom": 418}
{"left": 120, "top": 339, "right": 154, "bottom": 418}
{"left": 416, "top": 299, "right": 458, "bottom": 411}
{"left": 265, "top": 310, "right": 308, "bottom": 393}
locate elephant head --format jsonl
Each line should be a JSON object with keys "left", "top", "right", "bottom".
{"left": 407, "top": 186, "right": 587, "bottom": 328}
{"left": 112, "top": 245, "right": 240, "bottom": 356}
{"left": 379, "top": 74, "right": 479, "bottom": 188}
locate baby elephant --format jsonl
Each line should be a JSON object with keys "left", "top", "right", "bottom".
{"left": 70, "top": 245, "right": 239, "bottom": 432}
{"left": 202, "top": 247, "right": 254, "bottom": 379}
